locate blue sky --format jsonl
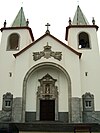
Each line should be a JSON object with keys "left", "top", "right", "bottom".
{"left": 0, "top": 0, "right": 100, "bottom": 44}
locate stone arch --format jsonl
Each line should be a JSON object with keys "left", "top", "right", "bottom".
{"left": 78, "top": 32, "right": 90, "bottom": 49}
{"left": 22, "top": 62, "right": 72, "bottom": 122}
{"left": 7, "top": 33, "right": 20, "bottom": 50}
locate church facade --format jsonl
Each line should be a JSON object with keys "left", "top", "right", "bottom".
{"left": 0, "top": 5, "right": 100, "bottom": 133}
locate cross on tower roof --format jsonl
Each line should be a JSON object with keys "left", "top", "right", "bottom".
{"left": 45, "top": 23, "right": 50, "bottom": 34}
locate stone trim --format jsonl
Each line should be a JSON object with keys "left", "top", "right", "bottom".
{"left": 36, "top": 73, "right": 58, "bottom": 120}
{"left": 82, "top": 92, "right": 94, "bottom": 112}
{"left": 2, "top": 92, "right": 13, "bottom": 111}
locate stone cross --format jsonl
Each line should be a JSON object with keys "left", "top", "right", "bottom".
{"left": 45, "top": 23, "right": 50, "bottom": 33}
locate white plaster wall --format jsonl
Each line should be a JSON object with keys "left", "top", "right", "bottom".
{"left": 80, "top": 50, "right": 100, "bottom": 110}
{"left": 68, "top": 28, "right": 99, "bottom": 53}
{"left": 26, "top": 66, "right": 68, "bottom": 112}
{"left": 68, "top": 27, "right": 100, "bottom": 110}
{"left": 0, "top": 29, "right": 33, "bottom": 51}
{"left": 0, "top": 33, "right": 81, "bottom": 111}
{"left": 0, "top": 49, "right": 16, "bottom": 109}
{"left": 14, "top": 35, "right": 81, "bottom": 111}
{"left": 0, "top": 28, "right": 33, "bottom": 110}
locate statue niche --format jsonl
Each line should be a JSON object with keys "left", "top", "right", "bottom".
{"left": 37, "top": 73, "right": 58, "bottom": 100}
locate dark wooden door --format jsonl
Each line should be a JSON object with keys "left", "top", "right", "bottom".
{"left": 40, "top": 100, "right": 55, "bottom": 121}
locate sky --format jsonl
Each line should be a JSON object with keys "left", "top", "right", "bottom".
{"left": 0, "top": 0, "right": 100, "bottom": 44}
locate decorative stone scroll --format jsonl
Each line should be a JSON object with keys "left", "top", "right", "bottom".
{"left": 33, "top": 43, "right": 62, "bottom": 61}
{"left": 37, "top": 73, "right": 58, "bottom": 100}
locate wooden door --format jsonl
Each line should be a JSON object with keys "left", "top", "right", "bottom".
{"left": 40, "top": 100, "right": 55, "bottom": 121}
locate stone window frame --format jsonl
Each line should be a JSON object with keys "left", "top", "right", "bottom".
{"left": 7, "top": 33, "right": 20, "bottom": 51}
{"left": 2, "top": 92, "right": 13, "bottom": 111}
{"left": 82, "top": 92, "right": 94, "bottom": 112}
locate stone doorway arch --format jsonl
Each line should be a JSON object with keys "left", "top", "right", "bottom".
{"left": 22, "top": 62, "right": 71, "bottom": 122}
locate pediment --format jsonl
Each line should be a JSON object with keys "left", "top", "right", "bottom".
{"left": 38, "top": 73, "right": 57, "bottom": 83}
{"left": 13, "top": 33, "right": 81, "bottom": 58}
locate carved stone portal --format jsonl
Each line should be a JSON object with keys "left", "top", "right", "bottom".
{"left": 33, "top": 43, "right": 62, "bottom": 61}
{"left": 36, "top": 74, "right": 58, "bottom": 120}
{"left": 37, "top": 73, "right": 58, "bottom": 99}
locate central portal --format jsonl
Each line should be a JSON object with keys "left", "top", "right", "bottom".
{"left": 37, "top": 74, "right": 58, "bottom": 121}
{"left": 40, "top": 100, "right": 55, "bottom": 121}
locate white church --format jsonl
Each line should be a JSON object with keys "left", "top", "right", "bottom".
{"left": 0, "top": 5, "right": 100, "bottom": 133}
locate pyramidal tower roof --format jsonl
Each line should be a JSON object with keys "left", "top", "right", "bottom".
{"left": 72, "top": 5, "right": 89, "bottom": 25}
{"left": 12, "top": 7, "right": 26, "bottom": 27}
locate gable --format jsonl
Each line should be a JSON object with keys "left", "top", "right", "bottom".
{"left": 13, "top": 33, "right": 82, "bottom": 58}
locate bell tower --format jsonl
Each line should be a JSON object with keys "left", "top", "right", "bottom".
{"left": 0, "top": 7, "right": 34, "bottom": 52}
{"left": 65, "top": 5, "right": 100, "bottom": 113}
{"left": 0, "top": 7, "right": 34, "bottom": 107}
{"left": 65, "top": 5, "right": 99, "bottom": 52}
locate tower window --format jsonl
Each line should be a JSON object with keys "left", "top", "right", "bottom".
{"left": 78, "top": 32, "right": 90, "bottom": 49}
{"left": 85, "top": 101, "right": 91, "bottom": 108}
{"left": 7, "top": 33, "right": 20, "bottom": 50}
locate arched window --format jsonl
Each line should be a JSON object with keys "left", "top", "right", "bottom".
{"left": 7, "top": 33, "right": 19, "bottom": 50}
{"left": 78, "top": 32, "right": 90, "bottom": 49}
